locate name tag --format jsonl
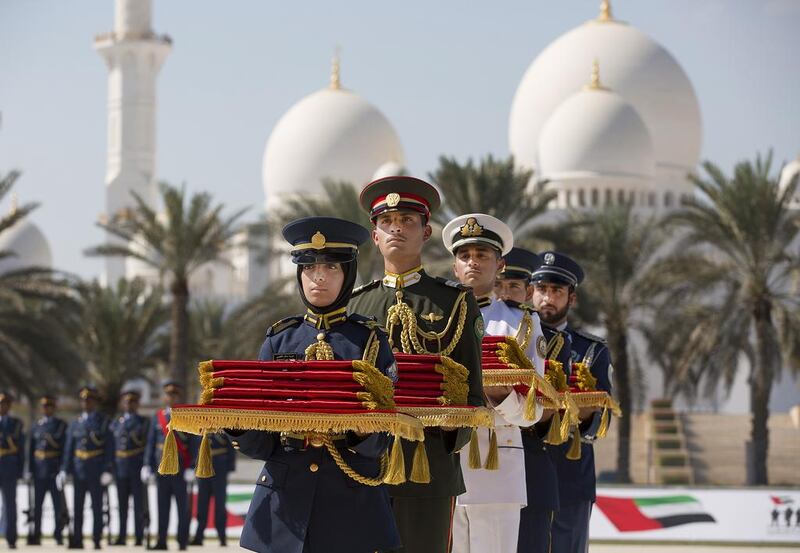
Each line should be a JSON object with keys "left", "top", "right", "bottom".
{"left": 273, "top": 353, "right": 301, "bottom": 361}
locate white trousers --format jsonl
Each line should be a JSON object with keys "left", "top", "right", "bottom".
{"left": 452, "top": 503, "right": 521, "bottom": 553}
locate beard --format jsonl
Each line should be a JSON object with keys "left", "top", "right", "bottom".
{"left": 538, "top": 303, "right": 570, "bottom": 327}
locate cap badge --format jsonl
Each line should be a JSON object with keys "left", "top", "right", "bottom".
{"left": 79, "top": 389, "right": 91, "bottom": 399}
{"left": 544, "top": 253, "right": 555, "bottom": 265}
{"left": 459, "top": 217, "right": 484, "bottom": 237}
{"left": 386, "top": 192, "right": 401, "bottom": 207}
{"left": 311, "top": 231, "right": 327, "bottom": 249}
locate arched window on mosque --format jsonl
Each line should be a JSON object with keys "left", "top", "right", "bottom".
{"left": 591, "top": 188, "right": 599, "bottom": 207}
{"left": 648, "top": 192, "right": 656, "bottom": 207}
{"left": 617, "top": 189, "right": 626, "bottom": 205}
{"left": 578, "top": 189, "right": 586, "bottom": 207}
{"left": 605, "top": 189, "right": 613, "bottom": 206}
{"left": 664, "top": 191, "right": 674, "bottom": 208}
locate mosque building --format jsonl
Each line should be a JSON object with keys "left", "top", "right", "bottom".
{"left": 3, "top": 0, "right": 797, "bottom": 413}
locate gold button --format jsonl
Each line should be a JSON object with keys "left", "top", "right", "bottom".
{"left": 506, "top": 439, "right": 513, "bottom": 445}
{"left": 260, "top": 475, "right": 266, "bottom": 482}
{"left": 309, "top": 463, "right": 319, "bottom": 473}
{"left": 316, "top": 332, "right": 325, "bottom": 341}
{"left": 231, "top": 441, "right": 239, "bottom": 447}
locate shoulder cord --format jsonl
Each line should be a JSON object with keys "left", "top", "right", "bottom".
{"left": 515, "top": 310, "right": 533, "bottom": 351}
{"left": 323, "top": 436, "right": 388, "bottom": 486}
{"left": 386, "top": 291, "right": 467, "bottom": 355}
{"left": 304, "top": 335, "right": 335, "bottom": 361}
{"left": 361, "top": 330, "right": 381, "bottom": 366}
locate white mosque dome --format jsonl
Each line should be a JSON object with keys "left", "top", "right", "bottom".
{"left": 262, "top": 62, "right": 405, "bottom": 209}
{"left": 509, "top": 3, "right": 701, "bottom": 175}
{"left": 0, "top": 218, "right": 53, "bottom": 273}
{"left": 538, "top": 75, "right": 655, "bottom": 183}
{"left": 372, "top": 160, "right": 407, "bottom": 181}
{"left": 779, "top": 156, "right": 800, "bottom": 208}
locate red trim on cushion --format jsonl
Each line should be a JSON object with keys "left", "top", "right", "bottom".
{"left": 210, "top": 369, "right": 356, "bottom": 381}
{"left": 211, "top": 387, "right": 363, "bottom": 401}
{"left": 218, "top": 377, "right": 362, "bottom": 390}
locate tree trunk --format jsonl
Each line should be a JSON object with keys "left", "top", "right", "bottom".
{"left": 750, "top": 298, "right": 774, "bottom": 485}
{"left": 608, "top": 321, "right": 632, "bottom": 483}
{"left": 170, "top": 277, "right": 190, "bottom": 393}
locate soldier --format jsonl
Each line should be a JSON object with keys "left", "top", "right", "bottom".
{"left": 349, "top": 176, "right": 485, "bottom": 553}
{"left": 28, "top": 395, "right": 68, "bottom": 545}
{"left": 58, "top": 386, "right": 114, "bottom": 550}
{"left": 442, "top": 216, "right": 546, "bottom": 553}
{"left": 0, "top": 392, "right": 25, "bottom": 549}
{"left": 530, "top": 252, "right": 612, "bottom": 553}
{"left": 143, "top": 381, "right": 193, "bottom": 551}
{"left": 111, "top": 389, "right": 149, "bottom": 546}
{"left": 227, "top": 216, "right": 400, "bottom": 553}
{"left": 190, "top": 433, "right": 235, "bottom": 546}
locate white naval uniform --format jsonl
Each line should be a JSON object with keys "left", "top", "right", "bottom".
{"left": 453, "top": 298, "right": 546, "bottom": 553}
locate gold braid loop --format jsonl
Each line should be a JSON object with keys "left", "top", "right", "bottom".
{"left": 362, "top": 330, "right": 381, "bottom": 367}
{"left": 305, "top": 336, "right": 335, "bottom": 361}
{"left": 516, "top": 310, "right": 534, "bottom": 351}
{"left": 323, "top": 436, "right": 389, "bottom": 486}
{"left": 387, "top": 291, "right": 468, "bottom": 355}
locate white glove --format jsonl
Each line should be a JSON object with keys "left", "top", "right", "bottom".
{"left": 56, "top": 471, "right": 66, "bottom": 491}
{"left": 183, "top": 468, "right": 194, "bottom": 483}
{"left": 140, "top": 466, "right": 152, "bottom": 483}
{"left": 100, "top": 472, "right": 113, "bottom": 486}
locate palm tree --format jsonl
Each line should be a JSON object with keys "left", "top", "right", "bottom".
{"left": 0, "top": 171, "right": 84, "bottom": 401}
{"left": 655, "top": 153, "right": 800, "bottom": 484}
{"left": 76, "top": 278, "right": 169, "bottom": 414}
{"left": 540, "top": 204, "right": 665, "bottom": 483}
{"left": 221, "top": 279, "right": 302, "bottom": 360}
{"left": 87, "top": 182, "right": 247, "bottom": 391}
{"left": 272, "top": 180, "right": 382, "bottom": 283}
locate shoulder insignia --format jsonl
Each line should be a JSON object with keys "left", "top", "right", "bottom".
{"left": 571, "top": 327, "right": 607, "bottom": 344}
{"left": 536, "top": 335, "right": 547, "bottom": 358}
{"left": 266, "top": 316, "right": 303, "bottom": 337}
{"left": 474, "top": 315, "right": 485, "bottom": 340}
{"left": 351, "top": 280, "right": 380, "bottom": 297}
{"left": 433, "top": 276, "right": 470, "bottom": 291}
{"left": 502, "top": 298, "right": 530, "bottom": 311}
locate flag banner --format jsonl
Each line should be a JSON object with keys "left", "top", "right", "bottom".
{"left": 591, "top": 487, "right": 800, "bottom": 544}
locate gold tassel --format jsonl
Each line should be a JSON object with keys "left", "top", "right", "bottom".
{"left": 596, "top": 408, "right": 610, "bottom": 439}
{"left": 524, "top": 384, "right": 538, "bottom": 421}
{"left": 566, "top": 428, "right": 582, "bottom": 460}
{"left": 157, "top": 427, "right": 179, "bottom": 475}
{"left": 484, "top": 428, "right": 499, "bottom": 470}
{"left": 383, "top": 436, "right": 406, "bottom": 485}
{"left": 468, "top": 428, "right": 481, "bottom": 469}
{"left": 559, "top": 407, "right": 572, "bottom": 443}
{"left": 195, "top": 432, "right": 215, "bottom": 478}
{"left": 409, "top": 441, "right": 430, "bottom": 483}
{"left": 545, "top": 410, "right": 563, "bottom": 445}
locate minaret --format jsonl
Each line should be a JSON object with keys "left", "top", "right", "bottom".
{"left": 94, "top": 0, "right": 171, "bottom": 283}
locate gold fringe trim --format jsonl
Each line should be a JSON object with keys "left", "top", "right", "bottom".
{"left": 399, "top": 406, "right": 495, "bottom": 429}
{"left": 200, "top": 389, "right": 214, "bottom": 405}
{"left": 597, "top": 407, "right": 610, "bottom": 439}
{"left": 198, "top": 360, "right": 214, "bottom": 375}
{"left": 195, "top": 432, "right": 215, "bottom": 478}
{"left": 484, "top": 428, "right": 499, "bottom": 470}
{"left": 572, "top": 362, "right": 597, "bottom": 391}
{"left": 157, "top": 426, "right": 179, "bottom": 475}
{"left": 468, "top": 428, "right": 481, "bottom": 469}
{"left": 352, "top": 360, "right": 396, "bottom": 410}
{"left": 200, "top": 375, "right": 224, "bottom": 389}
{"left": 384, "top": 436, "right": 406, "bottom": 485}
{"left": 482, "top": 368, "right": 536, "bottom": 387}
{"left": 524, "top": 385, "right": 538, "bottom": 422}
{"left": 167, "top": 407, "right": 424, "bottom": 442}
{"left": 545, "top": 410, "right": 564, "bottom": 445}
{"left": 410, "top": 440, "right": 431, "bottom": 483}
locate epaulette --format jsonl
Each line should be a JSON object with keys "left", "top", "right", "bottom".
{"left": 501, "top": 298, "right": 535, "bottom": 313}
{"left": 433, "top": 276, "right": 470, "bottom": 291}
{"left": 351, "top": 280, "right": 380, "bottom": 297}
{"left": 571, "top": 327, "right": 607, "bottom": 345}
{"left": 266, "top": 316, "right": 303, "bottom": 337}
{"left": 350, "top": 314, "right": 387, "bottom": 333}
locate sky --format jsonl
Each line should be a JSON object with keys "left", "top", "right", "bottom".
{"left": 1, "top": 0, "right": 799, "bottom": 279}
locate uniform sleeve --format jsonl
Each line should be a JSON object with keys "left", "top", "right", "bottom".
{"left": 580, "top": 344, "right": 612, "bottom": 440}
{"left": 448, "top": 292, "right": 486, "bottom": 453}
{"left": 103, "top": 418, "right": 115, "bottom": 473}
{"left": 62, "top": 422, "right": 75, "bottom": 474}
{"left": 525, "top": 312, "right": 546, "bottom": 378}
{"left": 493, "top": 390, "right": 538, "bottom": 427}
{"left": 16, "top": 420, "right": 25, "bottom": 478}
{"left": 374, "top": 328, "right": 398, "bottom": 383}
{"left": 144, "top": 416, "right": 156, "bottom": 470}
{"left": 257, "top": 335, "right": 275, "bottom": 361}
{"left": 224, "top": 431, "right": 278, "bottom": 462}
{"left": 27, "top": 424, "right": 35, "bottom": 476}
{"left": 227, "top": 440, "right": 237, "bottom": 473}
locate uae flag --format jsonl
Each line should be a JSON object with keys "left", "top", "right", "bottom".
{"left": 596, "top": 494, "right": 716, "bottom": 532}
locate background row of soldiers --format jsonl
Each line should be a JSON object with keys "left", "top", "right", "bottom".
{"left": 0, "top": 383, "right": 235, "bottom": 551}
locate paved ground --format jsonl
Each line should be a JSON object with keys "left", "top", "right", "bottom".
{"left": 12, "top": 539, "right": 800, "bottom": 552}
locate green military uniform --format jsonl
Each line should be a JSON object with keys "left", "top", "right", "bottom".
{"left": 350, "top": 175, "right": 485, "bottom": 553}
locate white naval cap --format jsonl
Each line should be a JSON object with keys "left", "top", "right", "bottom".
{"left": 442, "top": 213, "right": 514, "bottom": 256}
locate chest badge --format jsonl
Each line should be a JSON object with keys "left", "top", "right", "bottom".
{"left": 421, "top": 312, "right": 443, "bottom": 323}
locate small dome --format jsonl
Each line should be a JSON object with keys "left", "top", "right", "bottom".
{"left": 372, "top": 161, "right": 407, "bottom": 181}
{"left": 779, "top": 157, "right": 800, "bottom": 208}
{"left": 0, "top": 219, "right": 53, "bottom": 273}
{"left": 509, "top": 6, "right": 701, "bottom": 175}
{"left": 538, "top": 79, "right": 655, "bottom": 183}
{"left": 262, "top": 63, "right": 405, "bottom": 209}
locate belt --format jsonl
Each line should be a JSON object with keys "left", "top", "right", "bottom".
{"left": 34, "top": 450, "right": 61, "bottom": 460}
{"left": 75, "top": 449, "right": 104, "bottom": 460}
{"left": 0, "top": 446, "right": 19, "bottom": 457}
{"left": 280, "top": 432, "right": 348, "bottom": 450}
{"left": 210, "top": 448, "right": 229, "bottom": 457}
{"left": 116, "top": 446, "right": 145, "bottom": 458}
